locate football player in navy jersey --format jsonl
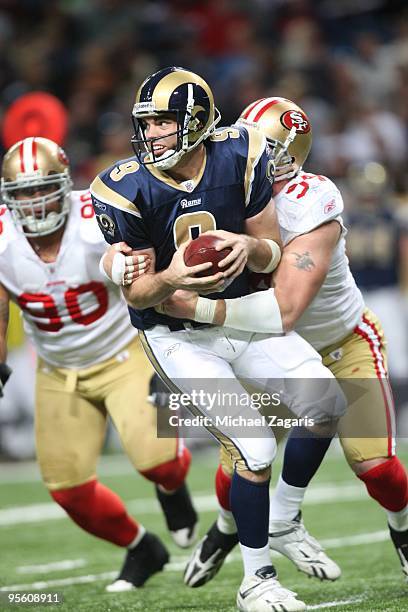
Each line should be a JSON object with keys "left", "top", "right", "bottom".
{"left": 92, "top": 67, "right": 347, "bottom": 612}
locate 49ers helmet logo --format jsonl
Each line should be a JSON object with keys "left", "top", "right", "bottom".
{"left": 280, "top": 110, "right": 310, "bottom": 134}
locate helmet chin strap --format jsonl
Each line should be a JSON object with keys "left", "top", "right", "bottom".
{"left": 274, "top": 127, "right": 297, "bottom": 166}
{"left": 17, "top": 195, "right": 70, "bottom": 237}
{"left": 273, "top": 127, "right": 298, "bottom": 182}
{"left": 24, "top": 211, "right": 60, "bottom": 234}
{"left": 151, "top": 108, "right": 221, "bottom": 171}
{"left": 152, "top": 148, "right": 185, "bottom": 170}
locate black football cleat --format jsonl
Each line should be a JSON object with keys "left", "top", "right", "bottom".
{"left": 389, "top": 524, "right": 408, "bottom": 581}
{"left": 156, "top": 483, "right": 199, "bottom": 548}
{"left": 184, "top": 521, "right": 238, "bottom": 587}
{"left": 106, "top": 531, "right": 169, "bottom": 592}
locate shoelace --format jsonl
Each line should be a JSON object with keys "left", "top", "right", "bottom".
{"left": 250, "top": 577, "right": 298, "bottom": 599}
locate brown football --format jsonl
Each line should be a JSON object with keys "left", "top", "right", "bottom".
{"left": 184, "top": 234, "right": 232, "bottom": 277}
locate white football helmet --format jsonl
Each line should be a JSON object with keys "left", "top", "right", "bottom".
{"left": 1, "top": 136, "right": 72, "bottom": 237}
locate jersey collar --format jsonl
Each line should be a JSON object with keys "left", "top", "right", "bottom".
{"left": 144, "top": 150, "right": 207, "bottom": 193}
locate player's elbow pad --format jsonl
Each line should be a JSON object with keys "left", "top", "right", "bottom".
{"left": 224, "top": 289, "right": 283, "bottom": 334}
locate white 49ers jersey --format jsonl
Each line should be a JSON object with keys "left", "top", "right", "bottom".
{"left": 0, "top": 190, "right": 137, "bottom": 368}
{"left": 275, "top": 172, "right": 364, "bottom": 350}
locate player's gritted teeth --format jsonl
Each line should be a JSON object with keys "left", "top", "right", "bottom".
{"left": 152, "top": 143, "right": 167, "bottom": 156}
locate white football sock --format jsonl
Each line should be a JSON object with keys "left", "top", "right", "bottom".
{"left": 217, "top": 506, "right": 237, "bottom": 535}
{"left": 269, "top": 475, "right": 306, "bottom": 523}
{"left": 240, "top": 542, "right": 271, "bottom": 577}
{"left": 387, "top": 504, "right": 408, "bottom": 532}
{"left": 127, "top": 524, "right": 146, "bottom": 549}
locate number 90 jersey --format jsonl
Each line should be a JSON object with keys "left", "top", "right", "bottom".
{"left": 0, "top": 191, "right": 137, "bottom": 368}
{"left": 90, "top": 125, "right": 273, "bottom": 330}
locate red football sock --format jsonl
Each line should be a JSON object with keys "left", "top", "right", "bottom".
{"left": 51, "top": 479, "right": 138, "bottom": 547}
{"left": 215, "top": 464, "right": 232, "bottom": 511}
{"left": 358, "top": 456, "right": 408, "bottom": 512}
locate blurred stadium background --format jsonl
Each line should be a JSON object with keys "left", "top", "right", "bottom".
{"left": 0, "top": 2, "right": 408, "bottom": 610}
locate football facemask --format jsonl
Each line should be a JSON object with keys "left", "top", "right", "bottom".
{"left": 1, "top": 137, "right": 72, "bottom": 237}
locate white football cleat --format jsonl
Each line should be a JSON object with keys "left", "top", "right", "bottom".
{"left": 106, "top": 579, "right": 134, "bottom": 593}
{"left": 237, "top": 565, "right": 306, "bottom": 612}
{"left": 269, "top": 512, "right": 341, "bottom": 581}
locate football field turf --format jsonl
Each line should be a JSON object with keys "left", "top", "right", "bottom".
{"left": 0, "top": 444, "right": 407, "bottom": 612}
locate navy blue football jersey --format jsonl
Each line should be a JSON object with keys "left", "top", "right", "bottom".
{"left": 90, "top": 124, "right": 273, "bottom": 329}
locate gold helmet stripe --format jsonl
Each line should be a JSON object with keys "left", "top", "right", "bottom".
{"left": 90, "top": 176, "right": 141, "bottom": 218}
{"left": 150, "top": 70, "right": 214, "bottom": 111}
{"left": 244, "top": 126, "right": 267, "bottom": 205}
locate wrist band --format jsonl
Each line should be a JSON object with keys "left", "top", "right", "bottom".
{"left": 99, "top": 251, "right": 126, "bottom": 285}
{"left": 99, "top": 252, "right": 110, "bottom": 280}
{"left": 259, "top": 239, "right": 281, "bottom": 274}
{"left": 111, "top": 252, "right": 127, "bottom": 285}
{"left": 195, "top": 296, "right": 217, "bottom": 324}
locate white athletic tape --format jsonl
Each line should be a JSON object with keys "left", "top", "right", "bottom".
{"left": 98, "top": 252, "right": 110, "bottom": 281}
{"left": 224, "top": 288, "right": 283, "bottom": 333}
{"left": 195, "top": 297, "right": 217, "bottom": 324}
{"left": 111, "top": 252, "right": 126, "bottom": 285}
{"left": 259, "top": 239, "right": 281, "bottom": 273}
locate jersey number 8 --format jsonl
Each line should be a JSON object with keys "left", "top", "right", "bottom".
{"left": 173, "top": 211, "right": 217, "bottom": 249}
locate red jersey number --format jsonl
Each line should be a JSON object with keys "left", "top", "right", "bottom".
{"left": 18, "top": 282, "right": 108, "bottom": 332}
{"left": 285, "top": 174, "right": 327, "bottom": 200}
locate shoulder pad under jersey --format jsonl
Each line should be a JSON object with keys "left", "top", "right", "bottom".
{"left": 70, "top": 190, "right": 105, "bottom": 244}
{"left": 0, "top": 206, "right": 19, "bottom": 255}
{"left": 211, "top": 123, "right": 266, "bottom": 161}
{"left": 90, "top": 157, "right": 142, "bottom": 219}
{"left": 275, "top": 173, "right": 344, "bottom": 238}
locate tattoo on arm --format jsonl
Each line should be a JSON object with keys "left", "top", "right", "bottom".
{"left": 291, "top": 251, "right": 315, "bottom": 271}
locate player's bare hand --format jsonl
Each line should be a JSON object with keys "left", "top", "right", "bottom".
{"left": 164, "top": 241, "right": 225, "bottom": 292}
{"left": 203, "top": 230, "right": 254, "bottom": 280}
{"left": 101, "top": 242, "right": 151, "bottom": 286}
{"left": 155, "top": 290, "right": 198, "bottom": 319}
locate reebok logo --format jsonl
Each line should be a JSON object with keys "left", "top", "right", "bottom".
{"left": 324, "top": 199, "right": 336, "bottom": 214}
{"left": 180, "top": 197, "right": 201, "bottom": 209}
